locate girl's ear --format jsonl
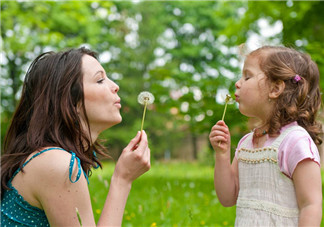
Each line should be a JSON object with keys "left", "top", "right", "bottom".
{"left": 269, "top": 80, "right": 285, "bottom": 99}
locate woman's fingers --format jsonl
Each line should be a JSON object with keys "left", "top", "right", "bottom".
{"left": 133, "top": 131, "right": 150, "bottom": 170}
{"left": 124, "top": 131, "right": 141, "bottom": 152}
{"left": 114, "top": 131, "right": 151, "bottom": 183}
{"left": 133, "top": 130, "right": 148, "bottom": 154}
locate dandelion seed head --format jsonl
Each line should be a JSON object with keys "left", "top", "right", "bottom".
{"left": 138, "top": 91, "right": 155, "bottom": 105}
{"left": 224, "top": 94, "right": 234, "bottom": 104}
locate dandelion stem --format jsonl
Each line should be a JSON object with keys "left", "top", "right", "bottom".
{"left": 221, "top": 102, "right": 228, "bottom": 121}
{"left": 140, "top": 100, "right": 148, "bottom": 131}
{"left": 219, "top": 101, "right": 229, "bottom": 146}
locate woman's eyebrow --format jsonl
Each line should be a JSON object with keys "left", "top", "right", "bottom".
{"left": 93, "top": 70, "right": 104, "bottom": 77}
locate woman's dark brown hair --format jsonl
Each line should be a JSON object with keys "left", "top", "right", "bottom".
{"left": 1, "top": 47, "right": 109, "bottom": 195}
{"left": 249, "top": 45, "right": 322, "bottom": 145}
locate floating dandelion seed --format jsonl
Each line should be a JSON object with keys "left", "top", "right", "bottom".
{"left": 138, "top": 91, "right": 155, "bottom": 131}
{"left": 219, "top": 94, "right": 234, "bottom": 146}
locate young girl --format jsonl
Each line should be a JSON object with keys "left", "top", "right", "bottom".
{"left": 209, "top": 45, "right": 322, "bottom": 226}
{"left": 1, "top": 47, "right": 151, "bottom": 226}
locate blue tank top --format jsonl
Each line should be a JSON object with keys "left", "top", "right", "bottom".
{"left": 1, "top": 147, "right": 89, "bottom": 226}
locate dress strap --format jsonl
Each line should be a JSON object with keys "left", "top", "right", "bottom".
{"left": 69, "top": 152, "right": 89, "bottom": 184}
{"left": 240, "top": 133, "right": 253, "bottom": 148}
{"left": 10, "top": 147, "right": 89, "bottom": 185}
{"left": 271, "top": 125, "right": 303, "bottom": 149}
{"left": 10, "top": 147, "right": 66, "bottom": 183}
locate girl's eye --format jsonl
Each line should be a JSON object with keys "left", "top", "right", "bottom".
{"left": 244, "top": 75, "right": 251, "bottom": 80}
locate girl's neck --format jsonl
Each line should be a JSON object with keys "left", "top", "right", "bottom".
{"left": 252, "top": 124, "right": 269, "bottom": 148}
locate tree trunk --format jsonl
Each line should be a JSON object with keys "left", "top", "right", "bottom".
{"left": 191, "top": 131, "right": 198, "bottom": 160}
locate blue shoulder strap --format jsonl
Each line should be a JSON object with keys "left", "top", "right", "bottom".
{"left": 10, "top": 147, "right": 89, "bottom": 185}
{"left": 69, "top": 151, "right": 89, "bottom": 184}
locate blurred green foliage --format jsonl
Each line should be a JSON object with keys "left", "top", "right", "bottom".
{"left": 1, "top": 1, "right": 323, "bottom": 161}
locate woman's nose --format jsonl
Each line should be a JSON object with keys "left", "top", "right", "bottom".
{"left": 113, "top": 83, "right": 119, "bottom": 93}
{"left": 110, "top": 80, "right": 119, "bottom": 93}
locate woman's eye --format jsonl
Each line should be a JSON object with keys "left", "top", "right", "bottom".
{"left": 97, "top": 78, "right": 105, "bottom": 84}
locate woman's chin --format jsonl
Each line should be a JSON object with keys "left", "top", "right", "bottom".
{"left": 110, "top": 117, "right": 123, "bottom": 127}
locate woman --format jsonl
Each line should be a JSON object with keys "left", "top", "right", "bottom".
{"left": 1, "top": 47, "right": 151, "bottom": 226}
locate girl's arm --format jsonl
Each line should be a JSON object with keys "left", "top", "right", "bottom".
{"left": 293, "top": 159, "right": 322, "bottom": 226}
{"left": 209, "top": 120, "right": 239, "bottom": 207}
{"left": 32, "top": 131, "right": 150, "bottom": 226}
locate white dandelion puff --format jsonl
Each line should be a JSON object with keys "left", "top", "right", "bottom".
{"left": 137, "top": 91, "right": 155, "bottom": 131}
{"left": 137, "top": 91, "right": 155, "bottom": 105}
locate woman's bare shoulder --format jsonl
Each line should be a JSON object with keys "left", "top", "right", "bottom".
{"left": 21, "top": 147, "right": 80, "bottom": 185}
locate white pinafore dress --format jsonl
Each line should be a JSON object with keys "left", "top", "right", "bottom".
{"left": 235, "top": 126, "right": 300, "bottom": 226}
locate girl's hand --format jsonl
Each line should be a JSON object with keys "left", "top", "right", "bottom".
{"left": 113, "top": 131, "right": 151, "bottom": 185}
{"left": 209, "top": 120, "right": 231, "bottom": 154}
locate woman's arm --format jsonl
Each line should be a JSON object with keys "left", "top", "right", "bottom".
{"left": 98, "top": 130, "right": 150, "bottom": 226}
{"left": 31, "top": 131, "right": 150, "bottom": 226}
{"left": 293, "top": 159, "right": 322, "bottom": 227}
{"left": 209, "top": 120, "right": 239, "bottom": 207}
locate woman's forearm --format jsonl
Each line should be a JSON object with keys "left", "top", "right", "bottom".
{"left": 97, "top": 175, "right": 132, "bottom": 227}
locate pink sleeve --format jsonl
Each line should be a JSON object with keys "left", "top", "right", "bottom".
{"left": 278, "top": 130, "right": 320, "bottom": 178}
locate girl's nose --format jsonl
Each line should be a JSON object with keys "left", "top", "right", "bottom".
{"left": 235, "top": 79, "right": 241, "bottom": 89}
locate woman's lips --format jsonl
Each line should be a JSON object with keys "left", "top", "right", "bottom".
{"left": 115, "top": 99, "right": 121, "bottom": 108}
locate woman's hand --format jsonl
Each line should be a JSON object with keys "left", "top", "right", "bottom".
{"left": 209, "top": 120, "right": 231, "bottom": 154}
{"left": 113, "top": 130, "right": 151, "bottom": 185}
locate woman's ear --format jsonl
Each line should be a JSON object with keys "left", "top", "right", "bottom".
{"left": 269, "top": 80, "right": 285, "bottom": 99}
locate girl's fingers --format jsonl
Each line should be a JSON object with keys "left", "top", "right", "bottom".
{"left": 210, "top": 135, "right": 227, "bottom": 143}
{"left": 210, "top": 127, "right": 229, "bottom": 140}
{"left": 211, "top": 122, "right": 228, "bottom": 132}
{"left": 209, "top": 130, "right": 227, "bottom": 138}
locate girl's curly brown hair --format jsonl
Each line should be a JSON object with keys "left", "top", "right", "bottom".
{"left": 249, "top": 45, "right": 322, "bottom": 145}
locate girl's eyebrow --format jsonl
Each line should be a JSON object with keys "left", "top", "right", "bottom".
{"left": 243, "top": 68, "right": 253, "bottom": 75}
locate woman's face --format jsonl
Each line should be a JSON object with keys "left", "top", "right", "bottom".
{"left": 80, "top": 54, "right": 122, "bottom": 136}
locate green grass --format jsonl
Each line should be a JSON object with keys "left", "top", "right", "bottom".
{"left": 89, "top": 162, "right": 324, "bottom": 227}
{"left": 89, "top": 161, "right": 235, "bottom": 226}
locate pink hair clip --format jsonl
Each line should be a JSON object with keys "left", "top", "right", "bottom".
{"left": 293, "top": 74, "right": 301, "bottom": 83}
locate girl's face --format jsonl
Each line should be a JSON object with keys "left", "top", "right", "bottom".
{"left": 80, "top": 55, "right": 122, "bottom": 136}
{"left": 234, "top": 55, "right": 273, "bottom": 122}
